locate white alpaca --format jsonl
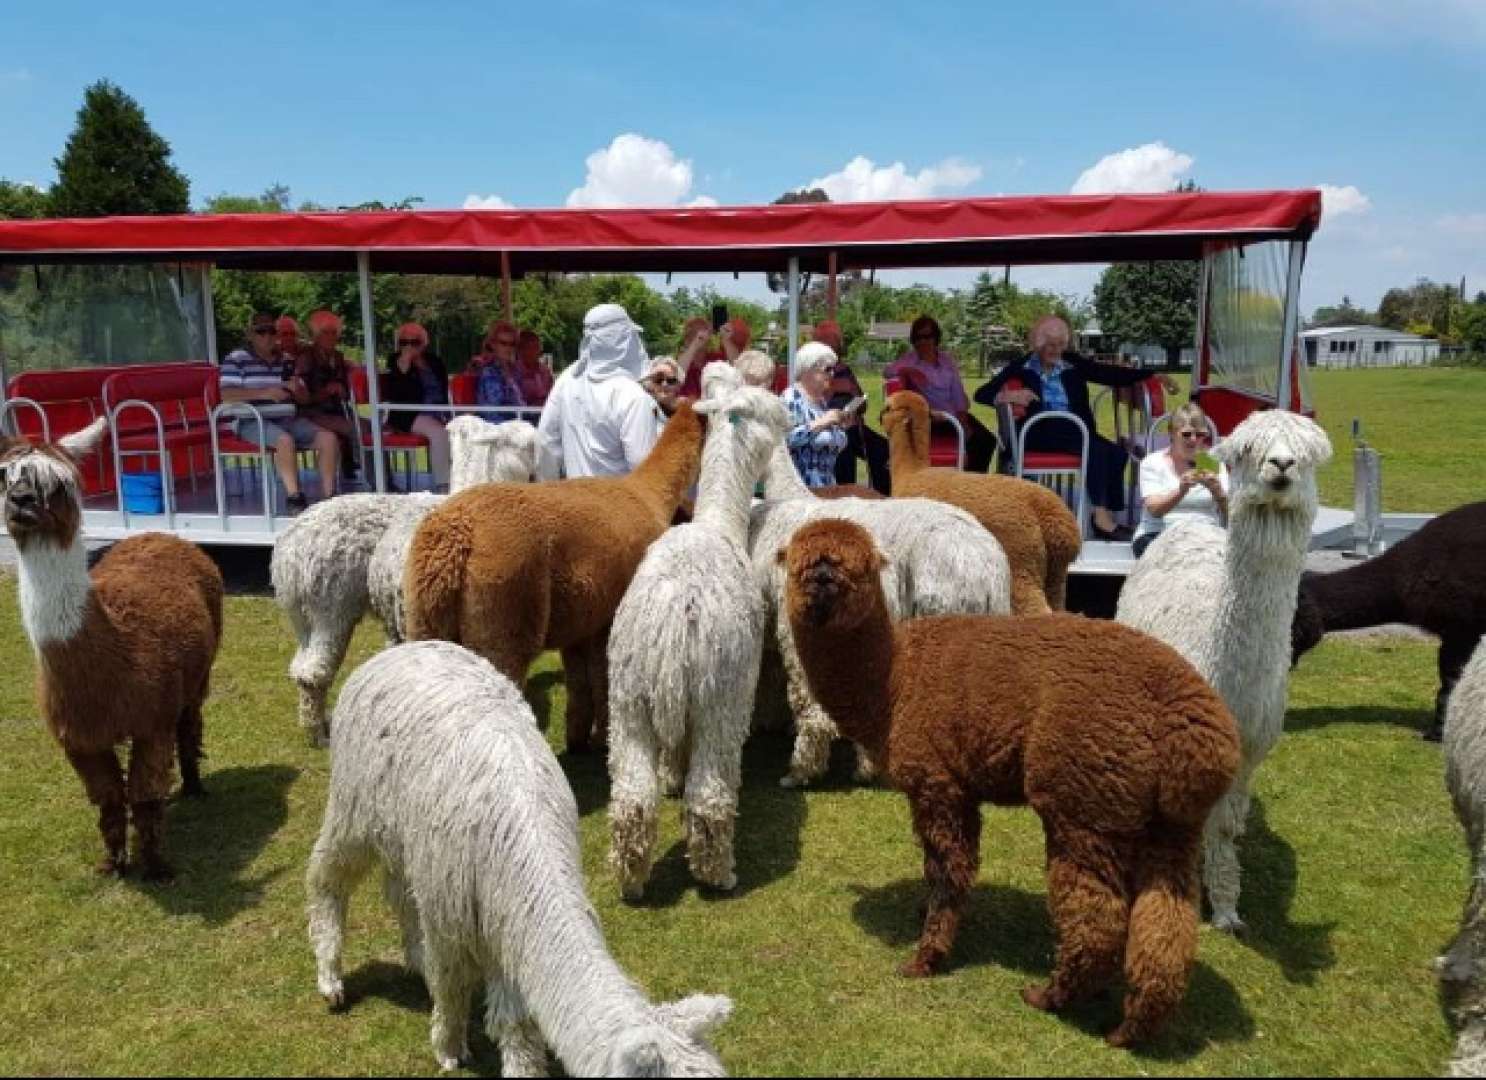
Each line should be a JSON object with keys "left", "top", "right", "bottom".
{"left": 307, "top": 641, "right": 732, "bottom": 1076}
{"left": 1442, "top": 640, "right": 1486, "bottom": 1076}
{"left": 608, "top": 380, "right": 792, "bottom": 899}
{"left": 272, "top": 417, "right": 536, "bottom": 744}
{"left": 1116, "top": 409, "right": 1332, "bottom": 934}
{"left": 749, "top": 442, "right": 1014, "bottom": 788}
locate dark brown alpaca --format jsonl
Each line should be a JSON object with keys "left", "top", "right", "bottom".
{"left": 405, "top": 403, "right": 704, "bottom": 753}
{"left": 781, "top": 518, "right": 1239, "bottom": 1046}
{"left": 2, "top": 420, "right": 223, "bottom": 880}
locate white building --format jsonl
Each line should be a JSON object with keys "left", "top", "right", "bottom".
{"left": 1302, "top": 326, "right": 1440, "bottom": 368}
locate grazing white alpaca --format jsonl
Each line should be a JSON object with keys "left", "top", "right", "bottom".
{"left": 272, "top": 417, "right": 536, "bottom": 744}
{"left": 608, "top": 380, "right": 792, "bottom": 898}
{"left": 1117, "top": 409, "right": 1332, "bottom": 934}
{"left": 1441, "top": 640, "right": 1486, "bottom": 1076}
{"left": 307, "top": 641, "right": 732, "bottom": 1076}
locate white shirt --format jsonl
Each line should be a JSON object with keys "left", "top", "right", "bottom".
{"left": 1134, "top": 450, "right": 1230, "bottom": 540}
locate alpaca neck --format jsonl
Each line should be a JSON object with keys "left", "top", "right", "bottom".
{"left": 764, "top": 444, "right": 812, "bottom": 501}
{"left": 14, "top": 534, "right": 94, "bottom": 654}
{"left": 1210, "top": 503, "right": 1311, "bottom": 694}
{"left": 789, "top": 590, "right": 897, "bottom": 765}
{"left": 630, "top": 411, "right": 701, "bottom": 516}
{"left": 885, "top": 418, "right": 927, "bottom": 475}
{"left": 691, "top": 427, "right": 763, "bottom": 547}
{"left": 1307, "top": 555, "right": 1402, "bottom": 634}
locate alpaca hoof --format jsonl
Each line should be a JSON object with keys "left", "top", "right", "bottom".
{"left": 899, "top": 957, "right": 938, "bottom": 979}
{"left": 1021, "top": 983, "right": 1058, "bottom": 1012}
{"left": 698, "top": 871, "right": 737, "bottom": 893}
{"left": 95, "top": 854, "right": 128, "bottom": 878}
{"left": 779, "top": 773, "right": 810, "bottom": 790}
{"left": 435, "top": 1047, "right": 469, "bottom": 1072}
{"left": 319, "top": 977, "right": 346, "bottom": 1010}
{"left": 619, "top": 879, "right": 647, "bottom": 903}
{"left": 1210, "top": 911, "right": 1248, "bottom": 937}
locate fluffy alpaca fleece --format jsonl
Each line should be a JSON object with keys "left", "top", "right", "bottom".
{"left": 306, "top": 641, "right": 732, "bottom": 1075}
{"left": 405, "top": 403, "right": 704, "bottom": 754}
{"left": 272, "top": 417, "right": 536, "bottom": 744}
{"left": 1444, "top": 640, "right": 1486, "bottom": 1076}
{"left": 750, "top": 442, "right": 1013, "bottom": 787}
{"left": 880, "top": 390, "right": 1081, "bottom": 615}
{"left": 1118, "top": 409, "right": 1333, "bottom": 934}
{"left": 608, "top": 380, "right": 792, "bottom": 898}
{"left": 2, "top": 420, "right": 223, "bottom": 880}
{"left": 1294, "top": 499, "right": 1486, "bottom": 741}
{"left": 782, "top": 518, "right": 1239, "bottom": 1047}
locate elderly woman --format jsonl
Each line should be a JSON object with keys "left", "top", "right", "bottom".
{"left": 815, "top": 319, "right": 890, "bottom": 495}
{"left": 975, "top": 314, "right": 1181, "bottom": 540}
{"left": 884, "top": 315, "right": 997, "bottom": 473}
{"left": 781, "top": 342, "right": 850, "bottom": 489}
{"left": 514, "top": 329, "right": 554, "bottom": 406}
{"left": 734, "top": 348, "right": 777, "bottom": 389}
{"left": 1131, "top": 401, "right": 1227, "bottom": 557}
{"left": 640, "top": 356, "right": 683, "bottom": 417}
{"left": 470, "top": 320, "right": 526, "bottom": 417}
{"left": 295, "top": 309, "right": 360, "bottom": 481}
{"left": 384, "top": 322, "right": 451, "bottom": 491}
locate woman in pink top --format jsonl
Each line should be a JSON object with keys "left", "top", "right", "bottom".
{"left": 515, "top": 329, "right": 554, "bottom": 406}
{"left": 885, "top": 315, "right": 997, "bottom": 472}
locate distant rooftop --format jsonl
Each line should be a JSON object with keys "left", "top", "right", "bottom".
{"left": 1301, "top": 325, "right": 1434, "bottom": 341}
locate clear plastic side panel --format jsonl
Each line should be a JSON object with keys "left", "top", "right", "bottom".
{"left": 1204, "top": 241, "right": 1289, "bottom": 404}
{"left": 0, "top": 263, "right": 207, "bottom": 375}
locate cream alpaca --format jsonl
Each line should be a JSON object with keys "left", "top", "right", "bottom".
{"left": 608, "top": 377, "right": 792, "bottom": 898}
{"left": 272, "top": 417, "right": 536, "bottom": 744}
{"left": 1441, "top": 640, "right": 1486, "bottom": 1076}
{"left": 1117, "top": 409, "right": 1332, "bottom": 933}
{"left": 307, "top": 641, "right": 732, "bottom": 1075}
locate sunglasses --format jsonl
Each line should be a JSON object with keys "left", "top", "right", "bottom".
{"left": 397, "top": 339, "right": 423, "bottom": 348}
{"left": 1176, "top": 430, "right": 1211, "bottom": 441}
{"left": 650, "top": 376, "right": 679, "bottom": 387}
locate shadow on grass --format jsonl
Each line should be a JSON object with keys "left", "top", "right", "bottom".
{"left": 1287, "top": 703, "right": 1435, "bottom": 737}
{"left": 851, "top": 877, "right": 1253, "bottom": 1061}
{"left": 339, "top": 961, "right": 503, "bottom": 1077}
{"left": 525, "top": 669, "right": 564, "bottom": 735}
{"left": 1232, "top": 797, "right": 1338, "bottom": 985}
{"left": 137, "top": 764, "right": 297, "bottom": 925}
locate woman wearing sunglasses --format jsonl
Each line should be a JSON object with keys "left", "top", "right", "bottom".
{"left": 470, "top": 320, "right": 526, "bottom": 419}
{"left": 1131, "top": 402, "right": 1228, "bottom": 558}
{"left": 384, "top": 322, "right": 451, "bottom": 491}
{"left": 640, "top": 357, "right": 682, "bottom": 417}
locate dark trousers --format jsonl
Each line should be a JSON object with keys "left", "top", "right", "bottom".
{"left": 1131, "top": 532, "right": 1157, "bottom": 558}
{"left": 833, "top": 422, "right": 893, "bottom": 494}
{"left": 957, "top": 413, "right": 998, "bottom": 474}
{"left": 1022, "top": 420, "right": 1129, "bottom": 512}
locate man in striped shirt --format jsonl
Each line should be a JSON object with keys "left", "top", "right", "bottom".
{"left": 220, "top": 313, "right": 342, "bottom": 512}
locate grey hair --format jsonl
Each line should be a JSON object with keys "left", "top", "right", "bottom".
{"left": 793, "top": 342, "right": 838, "bottom": 378}
{"left": 733, "top": 349, "right": 776, "bottom": 388}
{"left": 1029, "top": 314, "right": 1071, "bottom": 350}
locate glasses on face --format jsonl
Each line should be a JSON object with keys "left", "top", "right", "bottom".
{"left": 911, "top": 334, "right": 935, "bottom": 344}
{"left": 493, "top": 337, "right": 516, "bottom": 348}
{"left": 252, "top": 327, "right": 275, "bottom": 336}
{"left": 1177, "top": 430, "right": 1210, "bottom": 442}
{"left": 650, "top": 376, "right": 679, "bottom": 387}
{"left": 397, "top": 339, "right": 423, "bottom": 348}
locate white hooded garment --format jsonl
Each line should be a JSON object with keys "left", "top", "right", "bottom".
{"left": 535, "top": 303, "right": 664, "bottom": 480}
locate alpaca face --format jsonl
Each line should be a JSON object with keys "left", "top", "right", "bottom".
{"left": 0, "top": 444, "right": 85, "bottom": 548}
{"left": 1216, "top": 410, "right": 1332, "bottom": 516}
{"left": 780, "top": 518, "right": 884, "bottom": 630}
{"left": 880, "top": 391, "right": 929, "bottom": 444}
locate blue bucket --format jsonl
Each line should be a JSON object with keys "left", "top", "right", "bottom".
{"left": 121, "top": 473, "right": 164, "bottom": 514}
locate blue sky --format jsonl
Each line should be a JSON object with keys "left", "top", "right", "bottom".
{"left": 2, "top": 0, "right": 1483, "bottom": 312}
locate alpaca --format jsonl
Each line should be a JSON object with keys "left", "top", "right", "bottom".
{"left": 2, "top": 419, "right": 223, "bottom": 880}
{"left": 1442, "top": 639, "right": 1486, "bottom": 1076}
{"left": 750, "top": 441, "right": 1013, "bottom": 787}
{"left": 272, "top": 416, "right": 536, "bottom": 745}
{"left": 404, "top": 403, "right": 704, "bottom": 754}
{"left": 1294, "top": 499, "right": 1486, "bottom": 741}
{"left": 307, "top": 641, "right": 732, "bottom": 1075}
{"left": 1117, "top": 409, "right": 1333, "bottom": 934}
{"left": 880, "top": 389, "right": 1081, "bottom": 615}
{"left": 608, "top": 382, "right": 792, "bottom": 898}
{"left": 781, "top": 518, "right": 1239, "bottom": 1047}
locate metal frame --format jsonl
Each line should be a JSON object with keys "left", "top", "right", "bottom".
{"left": 0, "top": 397, "right": 49, "bottom": 441}
{"left": 927, "top": 409, "right": 967, "bottom": 470}
{"left": 1014, "top": 411, "right": 1091, "bottom": 538}
{"left": 107, "top": 399, "right": 176, "bottom": 530}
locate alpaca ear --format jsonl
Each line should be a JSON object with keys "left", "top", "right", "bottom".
{"left": 655, "top": 994, "right": 734, "bottom": 1039}
{"left": 610, "top": 1030, "right": 666, "bottom": 1076}
{"left": 57, "top": 418, "right": 108, "bottom": 461}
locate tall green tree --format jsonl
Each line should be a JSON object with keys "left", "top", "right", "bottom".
{"left": 51, "top": 80, "right": 189, "bottom": 217}
{"left": 1092, "top": 260, "right": 1198, "bottom": 366}
{"left": 1377, "top": 278, "right": 1455, "bottom": 336}
{"left": 0, "top": 180, "right": 49, "bottom": 220}
{"left": 1309, "top": 295, "right": 1375, "bottom": 328}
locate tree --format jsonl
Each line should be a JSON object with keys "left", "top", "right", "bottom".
{"left": 1377, "top": 278, "right": 1454, "bottom": 336}
{"left": 1092, "top": 260, "right": 1198, "bottom": 366}
{"left": 50, "top": 80, "right": 189, "bottom": 217}
{"left": 203, "top": 185, "right": 292, "bottom": 215}
{"left": 0, "top": 180, "right": 49, "bottom": 220}
{"left": 1309, "top": 295, "right": 1375, "bottom": 328}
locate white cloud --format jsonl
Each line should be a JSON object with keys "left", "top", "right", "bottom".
{"left": 1071, "top": 142, "right": 1194, "bottom": 195}
{"left": 1270, "top": 0, "right": 1486, "bottom": 46}
{"left": 803, "top": 156, "right": 982, "bottom": 202}
{"left": 686, "top": 195, "right": 720, "bottom": 208}
{"left": 566, "top": 133, "right": 714, "bottom": 208}
{"left": 463, "top": 193, "right": 513, "bottom": 210}
{"left": 1317, "top": 183, "right": 1370, "bottom": 217}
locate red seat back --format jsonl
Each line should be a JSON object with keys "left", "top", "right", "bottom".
{"left": 770, "top": 364, "right": 788, "bottom": 394}
{"left": 449, "top": 372, "right": 477, "bottom": 406}
{"left": 1192, "top": 387, "right": 1268, "bottom": 436}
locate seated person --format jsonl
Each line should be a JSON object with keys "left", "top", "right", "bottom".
{"left": 885, "top": 315, "right": 996, "bottom": 473}
{"left": 295, "top": 309, "right": 360, "bottom": 480}
{"left": 470, "top": 320, "right": 526, "bottom": 416}
{"left": 733, "top": 348, "right": 778, "bottom": 390}
{"left": 385, "top": 322, "right": 451, "bottom": 492}
{"left": 781, "top": 342, "right": 849, "bottom": 489}
{"left": 1131, "top": 402, "right": 1228, "bottom": 558}
{"left": 220, "top": 313, "right": 340, "bottom": 512}
{"left": 514, "top": 329, "right": 554, "bottom": 407}
{"left": 639, "top": 356, "right": 682, "bottom": 417}
{"left": 976, "top": 314, "right": 1181, "bottom": 540}
{"left": 275, "top": 315, "right": 302, "bottom": 364}
{"left": 814, "top": 319, "right": 890, "bottom": 495}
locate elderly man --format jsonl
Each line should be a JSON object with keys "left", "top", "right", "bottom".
{"left": 536, "top": 303, "right": 663, "bottom": 480}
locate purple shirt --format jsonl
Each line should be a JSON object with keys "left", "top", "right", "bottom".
{"left": 886, "top": 349, "right": 970, "bottom": 415}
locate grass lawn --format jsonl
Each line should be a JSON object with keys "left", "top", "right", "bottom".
{"left": 0, "top": 580, "right": 1465, "bottom": 1076}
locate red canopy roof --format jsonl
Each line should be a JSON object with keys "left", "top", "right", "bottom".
{"left": 0, "top": 190, "right": 1322, "bottom": 274}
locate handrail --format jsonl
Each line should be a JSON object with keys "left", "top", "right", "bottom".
{"left": 1016, "top": 410, "right": 1091, "bottom": 538}
{"left": 210, "top": 401, "right": 275, "bottom": 531}
{"left": 108, "top": 399, "right": 175, "bottom": 530}
{"left": 0, "top": 397, "right": 50, "bottom": 442}
{"left": 927, "top": 409, "right": 966, "bottom": 470}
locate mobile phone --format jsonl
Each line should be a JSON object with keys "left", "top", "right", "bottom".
{"left": 844, "top": 394, "right": 868, "bottom": 415}
{"left": 711, "top": 303, "right": 729, "bottom": 332}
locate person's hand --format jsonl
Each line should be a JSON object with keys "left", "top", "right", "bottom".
{"left": 1160, "top": 374, "right": 1181, "bottom": 394}
{"left": 996, "top": 387, "right": 1039, "bottom": 408}
{"left": 1178, "top": 469, "right": 1199, "bottom": 494}
{"left": 1197, "top": 472, "right": 1223, "bottom": 496}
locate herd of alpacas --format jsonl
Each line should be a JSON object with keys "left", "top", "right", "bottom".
{"left": 5, "top": 364, "right": 1486, "bottom": 1075}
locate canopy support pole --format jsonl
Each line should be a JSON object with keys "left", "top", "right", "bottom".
{"left": 358, "top": 252, "right": 387, "bottom": 493}
{"left": 501, "top": 251, "right": 513, "bottom": 322}
{"left": 199, "top": 264, "right": 218, "bottom": 366}
{"left": 786, "top": 256, "right": 800, "bottom": 380}
{"left": 1278, "top": 240, "right": 1305, "bottom": 412}
{"left": 1193, "top": 246, "right": 1212, "bottom": 392}
{"left": 826, "top": 251, "right": 838, "bottom": 320}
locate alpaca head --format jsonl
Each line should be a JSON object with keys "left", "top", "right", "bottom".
{"left": 445, "top": 415, "right": 538, "bottom": 489}
{"left": 778, "top": 517, "right": 887, "bottom": 631}
{"left": 879, "top": 391, "right": 931, "bottom": 462}
{"left": 1215, "top": 409, "right": 1332, "bottom": 519}
{"left": 699, "top": 359, "right": 742, "bottom": 402}
{"left": 694, "top": 385, "right": 792, "bottom": 477}
{"left": 605, "top": 994, "right": 732, "bottom": 1077}
{"left": 0, "top": 419, "right": 106, "bottom": 550}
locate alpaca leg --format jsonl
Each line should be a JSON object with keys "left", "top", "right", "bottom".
{"left": 561, "top": 641, "right": 597, "bottom": 754}
{"left": 1107, "top": 835, "right": 1201, "bottom": 1048}
{"left": 684, "top": 703, "right": 747, "bottom": 893}
{"left": 424, "top": 942, "right": 479, "bottom": 1072}
{"left": 306, "top": 827, "right": 375, "bottom": 1008}
{"left": 290, "top": 618, "right": 358, "bottom": 748}
{"left": 65, "top": 748, "right": 128, "bottom": 875}
{"left": 609, "top": 707, "right": 662, "bottom": 901}
{"left": 1024, "top": 829, "right": 1129, "bottom": 1014}
{"left": 777, "top": 611, "right": 837, "bottom": 788}
{"left": 902, "top": 795, "right": 981, "bottom": 977}
{"left": 586, "top": 626, "right": 613, "bottom": 751}
{"left": 1045, "top": 558, "right": 1070, "bottom": 612}
{"left": 1203, "top": 774, "right": 1253, "bottom": 935}
{"left": 485, "top": 976, "right": 550, "bottom": 1078}
{"left": 852, "top": 742, "right": 879, "bottom": 784}
{"left": 176, "top": 702, "right": 206, "bottom": 798}
{"left": 382, "top": 866, "right": 425, "bottom": 977}
{"left": 1432, "top": 634, "right": 1478, "bottom": 742}
{"left": 127, "top": 737, "right": 176, "bottom": 882}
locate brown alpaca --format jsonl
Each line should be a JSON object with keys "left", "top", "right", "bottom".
{"left": 781, "top": 518, "right": 1239, "bottom": 1046}
{"left": 881, "top": 390, "right": 1080, "bottom": 614}
{"left": 2, "top": 420, "right": 223, "bottom": 881}
{"left": 405, "top": 403, "right": 704, "bottom": 752}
